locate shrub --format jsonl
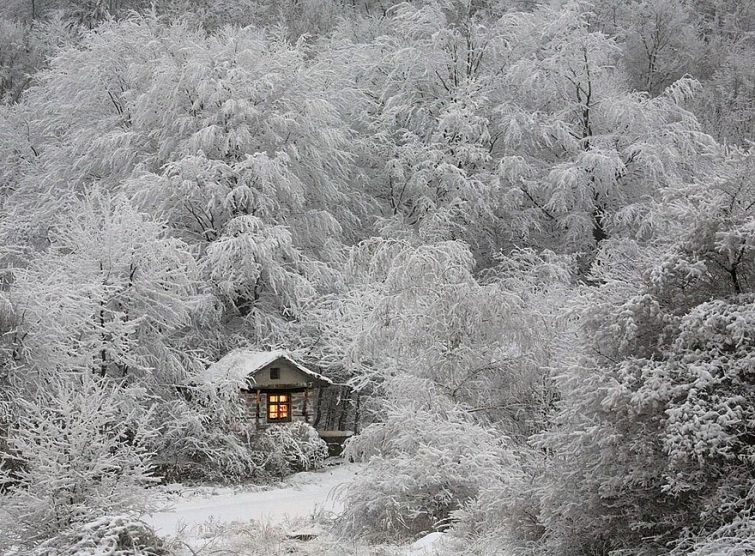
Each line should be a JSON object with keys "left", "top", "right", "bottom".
{"left": 147, "top": 391, "right": 260, "bottom": 483}
{"left": 444, "top": 447, "right": 546, "bottom": 555}
{"left": 676, "top": 515, "right": 755, "bottom": 556}
{"left": 27, "top": 514, "right": 167, "bottom": 556}
{"left": 252, "top": 421, "right": 328, "bottom": 478}
{"left": 0, "top": 375, "right": 157, "bottom": 550}
{"left": 337, "top": 404, "right": 519, "bottom": 543}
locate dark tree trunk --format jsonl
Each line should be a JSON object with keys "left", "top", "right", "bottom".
{"left": 313, "top": 386, "right": 324, "bottom": 429}
{"left": 353, "top": 390, "right": 361, "bottom": 434}
{"left": 592, "top": 207, "right": 607, "bottom": 245}
{"left": 337, "top": 386, "right": 349, "bottom": 431}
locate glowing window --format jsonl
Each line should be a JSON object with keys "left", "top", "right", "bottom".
{"left": 267, "top": 393, "right": 290, "bottom": 422}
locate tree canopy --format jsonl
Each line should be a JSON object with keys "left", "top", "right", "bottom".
{"left": 0, "top": 1, "right": 752, "bottom": 553}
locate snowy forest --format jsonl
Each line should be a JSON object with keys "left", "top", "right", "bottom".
{"left": 0, "top": 0, "right": 753, "bottom": 554}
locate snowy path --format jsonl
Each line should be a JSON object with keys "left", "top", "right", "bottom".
{"left": 145, "top": 463, "right": 359, "bottom": 536}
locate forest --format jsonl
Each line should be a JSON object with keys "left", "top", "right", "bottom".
{"left": 0, "top": 0, "right": 753, "bottom": 554}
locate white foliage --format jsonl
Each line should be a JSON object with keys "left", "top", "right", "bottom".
{"left": 27, "top": 514, "right": 166, "bottom": 556}
{"left": 252, "top": 421, "right": 328, "bottom": 478}
{"left": 490, "top": 2, "right": 717, "bottom": 253}
{"left": 339, "top": 401, "right": 520, "bottom": 543}
{"left": 530, "top": 149, "right": 755, "bottom": 554}
{"left": 147, "top": 388, "right": 260, "bottom": 483}
{"left": 6, "top": 191, "right": 199, "bottom": 381}
{"left": 308, "top": 238, "right": 570, "bottom": 438}
{"left": 0, "top": 2, "right": 751, "bottom": 554}
{"left": 0, "top": 375, "right": 157, "bottom": 549}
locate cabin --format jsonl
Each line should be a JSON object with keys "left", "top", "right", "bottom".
{"left": 204, "top": 349, "right": 333, "bottom": 430}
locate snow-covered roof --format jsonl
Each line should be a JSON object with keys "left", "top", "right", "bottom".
{"left": 201, "top": 349, "right": 332, "bottom": 386}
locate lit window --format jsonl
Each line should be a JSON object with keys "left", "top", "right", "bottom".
{"left": 267, "top": 393, "right": 290, "bottom": 422}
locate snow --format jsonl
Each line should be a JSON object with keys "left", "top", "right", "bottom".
{"left": 407, "top": 532, "right": 446, "bottom": 554}
{"left": 199, "top": 349, "right": 333, "bottom": 385}
{"left": 144, "top": 464, "right": 454, "bottom": 554}
{"left": 145, "top": 463, "right": 359, "bottom": 537}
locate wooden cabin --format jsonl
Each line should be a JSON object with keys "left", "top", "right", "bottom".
{"left": 204, "top": 350, "right": 332, "bottom": 430}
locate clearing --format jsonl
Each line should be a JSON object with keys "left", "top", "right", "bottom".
{"left": 147, "top": 463, "right": 358, "bottom": 537}
{"left": 145, "top": 463, "right": 445, "bottom": 554}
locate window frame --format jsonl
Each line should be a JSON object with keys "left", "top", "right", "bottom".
{"left": 266, "top": 391, "right": 292, "bottom": 423}
{"left": 269, "top": 367, "right": 280, "bottom": 380}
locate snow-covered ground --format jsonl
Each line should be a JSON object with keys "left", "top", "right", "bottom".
{"left": 146, "top": 463, "right": 359, "bottom": 537}
{"left": 144, "top": 463, "right": 446, "bottom": 555}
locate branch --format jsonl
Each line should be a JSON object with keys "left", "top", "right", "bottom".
{"left": 520, "top": 185, "right": 556, "bottom": 221}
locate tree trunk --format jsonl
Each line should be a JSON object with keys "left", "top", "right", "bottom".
{"left": 354, "top": 391, "right": 361, "bottom": 434}
{"left": 313, "top": 386, "right": 324, "bottom": 428}
{"left": 337, "top": 386, "right": 349, "bottom": 431}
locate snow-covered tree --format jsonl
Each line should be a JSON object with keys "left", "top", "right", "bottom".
{"left": 493, "top": 2, "right": 716, "bottom": 257}
{"left": 0, "top": 15, "right": 358, "bottom": 348}
{"left": 618, "top": 0, "right": 704, "bottom": 96}
{"left": 28, "top": 514, "right": 166, "bottom": 556}
{"left": 695, "top": 42, "right": 755, "bottom": 146}
{"left": 0, "top": 2, "right": 751, "bottom": 551}
{"left": 307, "top": 237, "right": 571, "bottom": 439}
{"left": 531, "top": 147, "right": 755, "bottom": 554}
{"left": 328, "top": 0, "right": 518, "bottom": 261}
{"left": 0, "top": 374, "right": 157, "bottom": 550}
{"left": 5, "top": 191, "right": 199, "bottom": 386}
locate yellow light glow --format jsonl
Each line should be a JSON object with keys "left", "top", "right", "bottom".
{"left": 267, "top": 392, "right": 291, "bottom": 421}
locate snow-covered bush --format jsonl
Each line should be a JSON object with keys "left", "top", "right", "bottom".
{"left": 337, "top": 402, "right": 519, "bottom": 543}
{"left": 675, "top": 513, "right": 755, "bottom": 556}
{"left": 444, "top": 447, "right": 546, "bottom": 555}
{"left": 147, "top": 388, "right": 260, "bottom": 483}
{"left": 26, "top": 514, "right": 167, "bottom": 556}
{"left": 0, "top": 375, "right": 157, "bottom": 549}
{"left": 529, "top": 146, "right": 755, "bottom": 555}
{"left": 252, "top": 421, "right": 328, "bottom": 478}
{"left": 151, "top": 393, "right": 327, "bottom": 482}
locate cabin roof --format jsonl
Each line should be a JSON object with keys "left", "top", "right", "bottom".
{"left": 201, "top": 349, "right": 333, "bottom": 386}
